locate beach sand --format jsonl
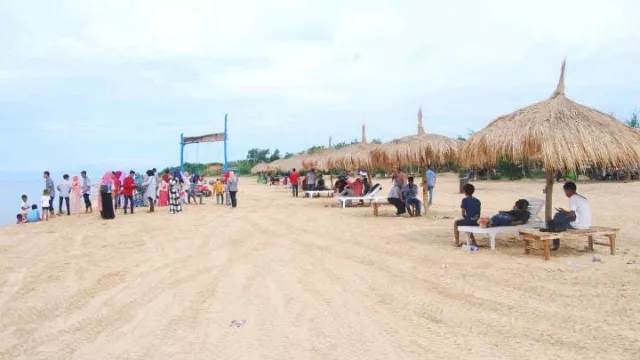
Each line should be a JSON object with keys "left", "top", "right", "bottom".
{"left": 1, "top": 174, "right": 639, "bottom": 359}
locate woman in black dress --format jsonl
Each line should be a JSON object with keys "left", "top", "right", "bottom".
{"left": 99, "top": 171, "right": 116, "bottom": 219}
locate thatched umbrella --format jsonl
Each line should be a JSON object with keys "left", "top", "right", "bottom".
{"left": 302, "top": 147, "right": 335, "bottom": 172}
{"left": 323, "top": 124, "right": 378, "bottom": 171}
{"left": 461, "top": 60, "right": 640, "bottom": 221}
{"left": 371, "top": 110, "right": 461, "bottom": 213}
{"left": 251, "top": 162, "right": 269, "bottom": 175}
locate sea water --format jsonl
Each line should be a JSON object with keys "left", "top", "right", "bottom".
{"left": 0, "top": 172, "right": 98, "bottom": 227}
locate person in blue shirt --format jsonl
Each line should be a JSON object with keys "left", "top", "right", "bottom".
{"left": 402, "top": 176, "right": 421, "bottom": 217}
{"left": 26, "top": 204, "right": 41, "bottom": 223}
{"left": 425, "top": 166, "right": 436, "bottom": 206}
{"left": 454, "top": 183, "right": 481, "bottom": 247}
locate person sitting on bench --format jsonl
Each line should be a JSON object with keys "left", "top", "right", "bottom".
{"left": 402, "top": 176, "right": 421, "bottom": 217}
{"left": 387, "top": 180, "right": 406, "bottom": 217}
{"left": 488, "top": 199, "right": 530, "bottom": 226}
{"left": 550, "top": 181, "right": 592, "bottom": 251}
{"left": 454, "top": 183, "right": 481, "bottom": 247}
{"left": 316, "top": 175, "right": 327, "bottom": 191}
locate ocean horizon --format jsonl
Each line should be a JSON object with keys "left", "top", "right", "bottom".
{"left": 0, "top": 171, "right": 100, "bottom": 226}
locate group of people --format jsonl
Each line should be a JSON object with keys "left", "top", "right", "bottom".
{"left": 17, "top": 169, "right": 240, "bottom": 224}
{"left": 453, "top": 181, "right": 591, "bottom": 251}
{"left": 286, "top": 168, "right": 329, "bottom": 197}
{"left": 275, "top": 165, "right": 593, "bottom": 252}
{"left": 384, "top": 167, "right": 435, "bottom": 217}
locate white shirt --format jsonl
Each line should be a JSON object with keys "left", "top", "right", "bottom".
{"left": 21, "top": 201, "right": 29, "bottom": 214}
{"left": 569, "top": 194, "right": 591, "bottom": 229}
{"left": 41, "top": 195, "right": 50, "bottom": 209}
{"left": 57, "top": 181, "right": 71, "bottom": 197}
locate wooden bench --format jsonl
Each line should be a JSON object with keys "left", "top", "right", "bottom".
{"left": 373, "top": 201, "right": 419, "bottom": 217}
{"left": 519, "top": 227, "right": 618, "bottom": 260}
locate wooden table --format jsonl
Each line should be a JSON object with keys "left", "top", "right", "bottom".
{"left": 520, "top": 227, "right": 618, "bottom": 260}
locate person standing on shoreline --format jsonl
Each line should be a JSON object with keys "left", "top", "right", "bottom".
{"left": 122, "top": 171, "right": 136, "bottom": 215}
{"left": 98, "top": 171, "right": 115, "bottom": 220}
{"left": 56, "top": 174, "right": 71, "bottom": 216}
{"left": 81, "top": 171, "right": 92, "bottom": 213}
{"left": 70, "top": 176, "right": 82, "bottom": 214}
{"left": 43, "top": 171, "right": 56, "bottom": 218}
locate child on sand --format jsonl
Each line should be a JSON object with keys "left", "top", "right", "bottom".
{"left": 214, "top": 179, "right": 224, "bottom": 205}
{"left": 41, "top": 189, "right": 51, "bottom": 221}
{"left": 20, "top": 194, "right": 29, "bottom": 219}
{"left": 27, "top": 204, "right": 40, "bottom": 223}
{"left": 453, "top": 183, "right": 481, "bottom": 247}
{"left": 16, "top": 214, "right": 26, "bottom": 224}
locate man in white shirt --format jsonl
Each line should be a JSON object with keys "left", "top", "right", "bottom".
{"left": 552, "top": 181, "right": 592, "bottom": 250}
{"left": 306, "top": 169, "right": 317, "bottom": 190}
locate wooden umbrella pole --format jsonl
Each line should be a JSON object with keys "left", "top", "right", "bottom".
{"left": 544, "top": 170, "right": 554, "bottom": 222}
{"left": 420, "top": 165, "right": 428, "bottom": 214}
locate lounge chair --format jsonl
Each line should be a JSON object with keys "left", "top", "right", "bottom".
{"left": 458, "top": 198, "right": 545, "bottom": 250}
{"left": 336, "top": 187, "right": 385, "bottom": 208}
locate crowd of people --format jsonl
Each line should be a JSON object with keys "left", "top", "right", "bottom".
{"left": 268, "top": 166, "right": 593, "bottom": 252}
{"left": 16, "top": 169, "right": 240, "bottom": 224}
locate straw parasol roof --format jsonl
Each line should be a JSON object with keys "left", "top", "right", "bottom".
{"left": 250, "top": 162, "right": 270, "bottom": 174}
{"left": 461, "top": 60, "right": 640, "bottom": 221}
{"left": 301, "top": 147, "right": 335, "bottom": 171}
{"left": 371, "top": 134, "right": 460, "bottom": 171}
{"left": 462, "top": 60, "right": 640, "bottom": 171}
{"left": 317, "top": 124, "right": 378, "bottom": 171}
{"left": 272, "top": 154, "right": 306, "bottom": 172}
{"left": 250, "top": 163, "right": 264, "bottom": 174}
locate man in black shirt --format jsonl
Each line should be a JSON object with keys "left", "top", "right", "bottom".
{"left": 490, "top": 199, "right": 530, "bottom": 226}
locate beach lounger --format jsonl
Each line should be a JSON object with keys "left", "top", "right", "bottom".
{"left": 337, "top": 187, "right": 385, "bottom": 208}
{"left": 304, "top": 190, "right": 334, "bottom": 198}
{"left": 458, "top": 198, "right": 545, "bottom": 250}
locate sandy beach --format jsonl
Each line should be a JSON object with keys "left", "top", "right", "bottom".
{"left": 1, "top": 174, "right": 639, "bottom": 359}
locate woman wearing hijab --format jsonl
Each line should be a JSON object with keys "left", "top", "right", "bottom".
{"left": 168, "top": 170, "right": 183, "bottom": 214}
{"left": 98, "top": 171, "right": 116, "bottom": 219}
{"left": 70, "top": 175, "right": 82, "bottom": 214}
{"left": 227, "top": 170, "right": 239, "bottom": 208}
{"left": 142, "top": 170, "right": 157, "bottom": 212}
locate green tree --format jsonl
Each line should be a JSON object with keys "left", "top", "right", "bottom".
{"left": 246, "top": 148, "right": 271, "bottom": 165}
{"left": 269, "top": 149, "right": 281, "bottom": 162}
{"left": 306, "top": 145, "right": 324, "bottom": 154}
{"left": 284, "top": 152, "right": 294, "bottom": 159}
{"left": 625, "top": 112, "right": 639, "bottom": 128}
{"left": 371, "top": 138, "right": 382, "bottom": 144}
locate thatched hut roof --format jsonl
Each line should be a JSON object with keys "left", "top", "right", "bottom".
{"left": 313, "top": 124, "right": 378, "bottom": 171}
{"left": 325, "top": 143, "right": 379, "bottom": 170}
{"left": 301, "top": 147, "right": 335, "bottom": 171}
{"left": 271, "top": 154, "right": 306, "bottom": 172}
{"left": 250, "top": 162, "right": 269, "bottom": 174}
{"left": 371, "top": 134, "right": 460, "bottom": 170}
{"left": 461, "top": 61, "right": 640, "bottom": 170}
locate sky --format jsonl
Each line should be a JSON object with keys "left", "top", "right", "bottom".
{"left": 0, "top": 0, "right": 639, "bottom": 175}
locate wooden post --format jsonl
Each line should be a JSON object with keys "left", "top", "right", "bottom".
{"left": 544, "top": 170, "right": 554, "bottom": 222}
{"left": 420, "top": 165, "right": 428, "bottom": 214}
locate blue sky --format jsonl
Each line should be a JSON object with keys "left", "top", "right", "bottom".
{"left": 0, "top": 0, "right": 638, "bottom": 175}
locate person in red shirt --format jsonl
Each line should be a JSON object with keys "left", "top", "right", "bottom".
{"left": 289, "top": 168, "right": 300, "bottom": 197}
{"left": 122, "top": 170, "right": 137, "bottom": 214}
